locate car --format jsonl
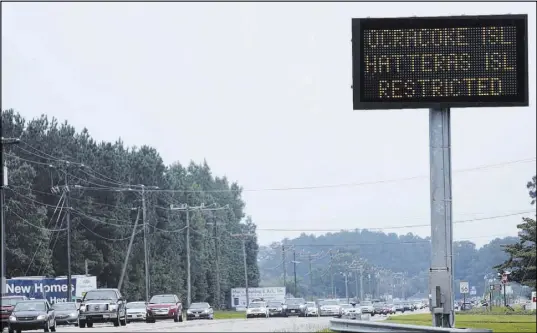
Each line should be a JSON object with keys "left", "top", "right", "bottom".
{"left": 52, "top": 302, "right": 78, "bottom": 326}
{"left": 382, "top": 304, "right": 396, "bottom": 315}
{"left": 78, "top": 288, "right": 127, "bottom": 328}
{"left": 267, "top": 300, "right": 286, "bottom": 317}
{"left": 318, "top": 299, "right": 342, "bottom": 317}
{"left": 145, "top": 294, "right": 183, "bottom": 323}
{"left": 246, "top": 301, "right": 269, "bottom": 319}
{"left": 283, "top": 298, "right": 306, "bottom": 317}
{"left": 402, "top": 302, "right": 414, "bottom": 312}
{"left": 1, "top": 296, "right": 28, "bottom": 330}
{"left": 304, "top": 302, "right": 319, "bottom": 317}
{"left": 186, "top": 302, "right": 214, "bottom": 320}
{"left": 7, "top": 299, "right": 56, "bottom": 333}
{"left": 340, "top": 303, "right": 361, "bottom": 319}
{"left": 126, "top": 301, "right": 147, "bottom": 323}
{"left": 373, "top": 302, "right": 385, "bottom": 316}
{"left": 394, "top": 302, "right": 405, "bottom": 313}
{"left": 359, "top": 300, "right": 375, "bottom": 316}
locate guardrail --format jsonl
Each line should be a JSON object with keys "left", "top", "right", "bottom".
{"left": 329, "top": 318, "right": 493, "bottom": 333}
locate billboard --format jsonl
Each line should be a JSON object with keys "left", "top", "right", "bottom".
{"left": 351, "top": 14, "right": 529, "bottom": 110}
{"left": 4, "top": 276, "right": 97, "bottom": 303}
{"left": 230, "top": 287, "right": 286, "bottom": 309}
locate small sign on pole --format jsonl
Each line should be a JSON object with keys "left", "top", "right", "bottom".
{"left": 459, "top": 281, "right": 469, "bottom": 294}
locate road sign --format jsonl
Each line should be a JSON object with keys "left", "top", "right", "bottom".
{"left": 494, "top": 284, "right": 501, "bottom": 291}
{"left": 459, "top": 281, "right": 469, "bottom": 294}
{"left": 351, "top": 14, "right": 529, "bottom": 110}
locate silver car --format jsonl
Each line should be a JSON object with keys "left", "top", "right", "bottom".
{"left": 318, "top": 299, "right": 341, "bottom": 317}
{"left": 126, "top": 302, "right": 147, "bottom": 323}
{"left": 52, "top": 302, "right": 79, "bottom": 326}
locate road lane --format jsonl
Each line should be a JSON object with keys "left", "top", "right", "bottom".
{"left": 2, "top": 308, "right": 430, "bottom": 333}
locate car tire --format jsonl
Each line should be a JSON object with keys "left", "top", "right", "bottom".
{"left": 44, "top": 319, "right": 50, "bottom": 332}
{"left": 79, "top": 320, "right": 86, "bottom": 328}
{"left": 174, "top": 312, "right": 180, "bottom": 322}
{"left": 16, "top": 330, "right": 22, "bottom": 333}
{"left": 87, "top": 322, "right": 94, "bottom": 328}
{"left": 50, "top": 320, "right": 56, "bottom": 332}
{"left": 8, "top": 328, "right": 14, "bottom": 333}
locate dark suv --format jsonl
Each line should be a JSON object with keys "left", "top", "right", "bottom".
{"left": 78, "top": 288, "right": 127, "bottom": 328}
{"left": 283, "top": 298, "right": 306, "bottom": 317}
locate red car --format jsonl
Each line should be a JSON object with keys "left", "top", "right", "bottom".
{"left": 1, "top": 296, "right": 28, "bottom": 329}
{"left": 145, "top": 294, "right": 183, "bottom": 323}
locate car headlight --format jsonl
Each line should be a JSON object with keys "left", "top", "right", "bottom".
{"left": 79, "top": 305, "right": 86, "bottom": 312}
{"left": 109, "top": 304, "right": 118, "bottom": 311}
{"left": 282, "top": 305, "right": 287, "bottom": 309}
{"left": 9, "top": 316, "right": 16, "bottom": 322}
{"left": 187, "top": 310, "right": 192, "bottom": 314}
{"left": 70, "top": 312, "right": 78, "bottom": 317}
{"left": 246, "top": 309, "right": 252, "bottom": 314}
{"left": 37, "top": 315, "right": 46, "bottom": 321}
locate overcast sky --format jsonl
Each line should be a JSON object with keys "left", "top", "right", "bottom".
{"left": 2, "top": 2, "right": 536, "bottom": 248}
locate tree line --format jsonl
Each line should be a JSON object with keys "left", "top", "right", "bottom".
{"left": 259, "top": 176, "right": 537, "bottom": 298}
{"left": 2, "top": 109, "right": 260, "bottom": 306}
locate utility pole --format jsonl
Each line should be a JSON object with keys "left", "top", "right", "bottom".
{"left": 170, "top": 203, "right": 205, "bottom": 308}
{"left": 282, "top": 244, "right": 287, "bottom": 292}
{"left": 308, "top": 254, "right": 313, "bottom": 296}
{"left": 292, "top": 251, "right": 298, "bottom": 297}
{"left": 118, "top": 208, "right": 140, "bottom": 292}
{"left": 359, "top": 265, "right": 364, "bottom": 300}
{"left": 231, "top": 233, "right": 254, "bottom": 307}
{"left": 142, "top": 185, "right": 150, "bottom": 303}
{"left": 1, "top": 137, "right": 20, "bottom": 295}
{"left": 65, "top": 172, "right": 72, "bottom": 301}
{"left": 85, "top": 260, "right": 88, "bottom": 275}
{"left": 186, "top": 205, "right": 191, "bottom": 307}
{"left": 329, "top": 251, "right": 334, "bottom": 298}
{"left": 341, "top": 271, "right": 351, "bottom": 303}
{"left": 206, "top": 211, "right": 225, "bottom": 310}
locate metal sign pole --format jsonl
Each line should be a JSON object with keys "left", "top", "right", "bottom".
{"left": 428, "top": 107, "right": 455, "bottom": 327}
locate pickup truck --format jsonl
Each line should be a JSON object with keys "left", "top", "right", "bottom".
{"left": 78, "top": 288, "right": 128, "bottom": 328}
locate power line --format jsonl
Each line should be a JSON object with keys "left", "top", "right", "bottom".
{"left": 7, "top": 144, "right": 535, "bottom": 193}
{"left": 254, "top": 210, "right": 535, "bottom": 232}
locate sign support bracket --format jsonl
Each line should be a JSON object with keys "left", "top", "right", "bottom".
{"left": 428, "top": 107, "right": 455, "bottom": 328}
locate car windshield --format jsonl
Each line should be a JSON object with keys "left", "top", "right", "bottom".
{"left": 286, "top": 298, "right": 305, "bottom": 305}
{"left": 14, "top": 302, "right": 46, "bottom": 312}
{"left": 250, "top": 302, "right": 265, "bottom": 308}
{"left": 361, "top": 301, "right": 372, "bottom": 306}
{"left": 149, "top": 295, "right": 176, "bottom": 304}
{"left": 1, "top": 298, "right": 25, "bottom": 306}
{"left": 340, "top": 304, "right": 352, "bottom": 309}
{"left": 127, "top": 302, "right": 146, "bottom": 309}
{"left": 83, "top": 290, "right": 118, "bottom": 301}
{"left": 320, "top": 300, "right": 339, "bottom": 306}
{"left": 189, "top": 303, "right": 209, "bottom": 309}
{"left": 306, "top": 302, "right": 316, "bottom": 307}
{"left": 268, "top": 302, "right": 281, "bottom": 307}
{"left": 52, "top": 303, "right": 77, "bottom": 310}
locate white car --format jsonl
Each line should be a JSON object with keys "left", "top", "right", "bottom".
{"left": 359, "top": 301, "right": 375, "bottom": 315}
{"left": 340, "top": 304, "right": 362, "bottom": 319}
{"left": 304, "top": 302, "right": 319, "bottom": 317}
{"left": 246, "top": 301, "right": 269, "bottom": 319}
{"left": 318, "top": 299, "right": 342, "bottom": 317}
{"left": 126, "top": 301, "right": 147, "bottom": 323}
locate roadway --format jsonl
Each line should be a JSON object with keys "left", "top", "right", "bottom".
{"left": 3, "top": 309, "right": 429, "bottom": 332}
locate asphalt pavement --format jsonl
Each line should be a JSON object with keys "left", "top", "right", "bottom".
{"left": 2, "top": 309, "right": 430, "bottom": 332}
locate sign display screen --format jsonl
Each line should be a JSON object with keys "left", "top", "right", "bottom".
{"left": 352, "top": 15, "right": 528, "bottom": 110}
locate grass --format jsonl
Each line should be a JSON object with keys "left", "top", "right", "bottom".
{"left": 213, "top": 310, "right": 246, "bottom": 319}
{"left": 387, "top": 313, "right": 537, "bottom": 332}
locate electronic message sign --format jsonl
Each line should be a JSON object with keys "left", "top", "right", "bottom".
{"left": 351, "top": 14, "right": 528, "bottom": 110}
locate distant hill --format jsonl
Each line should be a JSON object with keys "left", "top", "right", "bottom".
{"left": 258, "top": 229, "right": 518, "bottom": 300}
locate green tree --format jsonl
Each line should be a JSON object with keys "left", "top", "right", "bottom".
{"left": 494, "top": 177, "right": 536, "bottom": 289}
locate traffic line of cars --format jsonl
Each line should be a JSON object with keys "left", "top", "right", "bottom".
{"left": 1, "top": 289, "right": 216, "bottom": 332}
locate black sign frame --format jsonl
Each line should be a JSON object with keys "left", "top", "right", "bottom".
{"left": 352, "top": 14, "right": 529, "bottom": 110}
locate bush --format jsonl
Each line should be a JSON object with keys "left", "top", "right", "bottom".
{"left": 466, "top": 307, "right": 536, "bottom": 316}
